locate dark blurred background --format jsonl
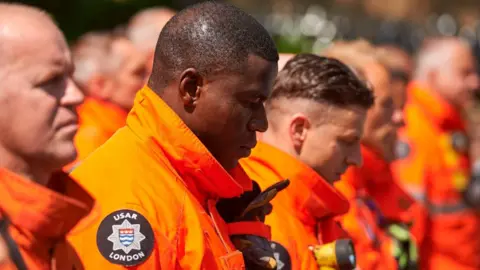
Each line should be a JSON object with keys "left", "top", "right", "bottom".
{"left": 9, "top": 0, "right": 480, "bottom": 55}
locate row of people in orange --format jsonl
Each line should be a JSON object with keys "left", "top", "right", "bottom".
{"left": 5, "top": 3, "right": 479, "bottom": 270}
{"left": 241, "top": 53, "right": 375, "bottom": 269}
{"left": 392, "top": 38, "right": 480, "bottom": 270}
{"left": 319, "top": 40, "right": 420, "bottom": 270}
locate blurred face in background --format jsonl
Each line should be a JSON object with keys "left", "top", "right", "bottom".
{"left": 81, "top": 37, "right": 148, "bottom": 111}
{"left": 430, "top": 43, "right": 480, "bottom": 108}
{"left": 105, "top": 38, "right": 147, "bottom": 110}
{"left": 361, "top": 62, "right": 403, "bottom": 162}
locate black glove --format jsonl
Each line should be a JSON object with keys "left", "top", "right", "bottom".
{"left": 217, "top": 180, "right": 290, "bottom": 270}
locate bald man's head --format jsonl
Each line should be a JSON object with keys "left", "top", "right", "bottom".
{"left": 72, "top": 32, "right": 147, "bottom": 110}
{"left": 0, "top": 4, "right": 60, "bottom": 66}
{"left": 0, "top": 3, "right": 83, "bottom": 184}
{"left": 126, "top": 7, "right": 176, "bottom": 53}
{"left": 126, "top": 7, "right": 176, "bottom": 78}
{"left": 72, "top": 32, "right": 116, "bottom": 90}
{"left": 415, "top": 37, "right": 479, "bottom": 108}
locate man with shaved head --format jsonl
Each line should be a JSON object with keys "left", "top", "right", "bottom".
{"left": 126, "top": 7, "right": 176, "bottom": 76}
{"left": 0, "top": 3, "right": 93, "bottom": 269}
{"left": 69, "top": 2, "right": 279, "bottom": 269}
{"left": 392, "top": 37, "right": 480, "bottom": 270}
{"left": 70, "top": 31, "right": 147, "bottom": 165}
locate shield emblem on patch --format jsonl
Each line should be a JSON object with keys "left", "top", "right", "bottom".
{"left": 119, "top": 228, "right": 134, "bottom": 247}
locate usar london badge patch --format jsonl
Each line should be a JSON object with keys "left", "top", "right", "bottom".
{"left": 96, "top": 209, "right": 154, "bottom": 266}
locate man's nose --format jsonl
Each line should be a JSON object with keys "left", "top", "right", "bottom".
{"left": 62, "top": 78, "right": 84, "bottom": 107}
{"left": 248, "top": 106, "right": 268, "bottom": 133}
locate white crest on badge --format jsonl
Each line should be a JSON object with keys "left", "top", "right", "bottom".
{"left": 271, "top": 242, "right": 285, "bottom": 270}
{"left": 107, "top": 219, "right": 146, "bottom": 254}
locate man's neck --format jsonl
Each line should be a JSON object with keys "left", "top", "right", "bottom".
{"left": 0, "top": 146, "right": 51, "bottom": 186}
{"left": 260, "top": 131, "right": 297, "bottom": 158}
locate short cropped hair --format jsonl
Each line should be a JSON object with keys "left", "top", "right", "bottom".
{"left": 148, "top": 1, "right": 279, "bottom": 90}
{"left": 268, "top": 53, "right": 374, "bottom": 109}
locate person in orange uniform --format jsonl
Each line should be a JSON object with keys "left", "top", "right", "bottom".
{"left": 0, "top": 3, "right": 94, "bottom": 269}
{"left": 126, "top": 7, "right": 176, "bottom": 76}
{"left": 392, "top": 37, "right": 480, "bottom": 270}
{"left": 323, "top": 41, "right": 418, "bottom": 270}
{"left": 68, "top": 2, "right": 279, "bottom": 269}
{"left": 70, "top": 33, "right": 147, "bottom": 164}
{"left": 241, "top": 53, "right": 374, "bottom": 270}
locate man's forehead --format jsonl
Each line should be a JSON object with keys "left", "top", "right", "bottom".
{"left": 451, "top": 45, "right": 476, "bottom": 67}
{"left": 327, "top": 105, "right": 366, "bottom": 128}
{"left": 2, "top": 31, "right": 71, "bottom": 80}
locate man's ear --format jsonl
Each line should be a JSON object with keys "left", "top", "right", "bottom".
{"left": 289, "top": 113, "right": 310, "bottom": 153}
{"left": 179, "top": 68, "right": 203, "bottom": 110}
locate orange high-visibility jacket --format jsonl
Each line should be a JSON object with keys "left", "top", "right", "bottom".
{"left": 0, "top": 168, "right": 94, "bottom": 270}
{"left": 335, "top": 146, "right": 416, "bottom": 270}
{"left": 68, "top": 86, "right": 254, "bottom": 269}
{"left": 73, "top": 97, "right": 128, "bottom": 162}
{"left": 391, "top": 82, "right": 480, "bottom": 270}
{"left": 358, "top": 146, "right": 417, "bottom": 223}
{"left": 240, "top": 142, "right": 349, "bottom": 270}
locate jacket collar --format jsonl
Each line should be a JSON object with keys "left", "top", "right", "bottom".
{"left": 338, "top": 146, "right": 415, "bottom": 221}
{"left": 0, "top": 168, "right": 94, "bottom": 239}
{"left": 408, "top": 82, "right": 465, "bottom": 131}
{"left": 245, "top": 142, "right": 349, "bottom": 226}
{"left": 126, "top": 86, "right": 251, "bottom": 202}
{"left": 77, "top": 97, "right": 128, "bottom": 135}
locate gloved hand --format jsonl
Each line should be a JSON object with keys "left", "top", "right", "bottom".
{"left": 386, "top": 223, "right": 418, "bottom": 270}
{"left": 217, "top": 179, "right": 290, "bottom": 270}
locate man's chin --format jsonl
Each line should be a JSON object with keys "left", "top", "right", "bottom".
{"left": 49, "top": 148, "right": 77, "bottom": 171}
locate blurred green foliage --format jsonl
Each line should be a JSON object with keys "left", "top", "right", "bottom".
{"left": 274, "top": 35, "right": 312, "bottom": 54}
